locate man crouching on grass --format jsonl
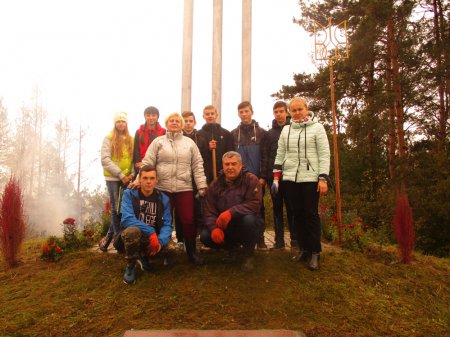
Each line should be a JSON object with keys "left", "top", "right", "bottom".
{"left": 119, "top": 165, "right": 172, "bottom": 284}
{"left": 200, "top": 151, "right": 262, "bottom": 271}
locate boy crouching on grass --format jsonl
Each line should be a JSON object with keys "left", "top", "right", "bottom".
{"left": 119, "top": 165, "right": 173, "bottom": 284}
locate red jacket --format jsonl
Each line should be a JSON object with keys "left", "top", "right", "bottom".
{"left": 133, "top": 123, "right": 166, "bottom": 166}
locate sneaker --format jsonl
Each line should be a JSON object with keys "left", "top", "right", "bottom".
{"left": 137, "top": 257, "right": 154, "bottom": 272}
{"left": 308, "top": 253, "right": 320, "bottom": 271}
{"left": 292, "top": 250, "right": 312, "bottom": 263}
{"left": 163, "top": 254, "right": 174, "bottom": 268}
{"left": 98, "top": 236, "right": 112, "bottom": 252}
{"left": 177, "top": 242, "right": 185, "bottom": 253}
{"left": 271, "top": 242, "right": 286, "bottom": 250}
{"left": 123, "top": 265, "right": 136, "bottom": 285}
{"left": 241, "top": 256, "right": 255, "bottom": 272}
{"left": 257, "top": 240, "right": 268, "bottom": 250}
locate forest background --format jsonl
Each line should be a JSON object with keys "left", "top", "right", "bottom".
{"left": 0, "top": 0, "right": 449, "bottom": 257}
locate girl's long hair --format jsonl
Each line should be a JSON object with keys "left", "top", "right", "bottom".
{"left": 110, "top": 124, "right": 133, "bottom": 159}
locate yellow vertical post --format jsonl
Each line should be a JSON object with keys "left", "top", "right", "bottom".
{"left": 313, "top": 17, "right": 348, "bottom": 244}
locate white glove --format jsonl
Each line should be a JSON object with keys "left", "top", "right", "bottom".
{"left": 271, "top": 180, "right": 279, "bottom": 195}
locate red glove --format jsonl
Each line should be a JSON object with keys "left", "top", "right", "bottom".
{"left": 148, "top": 232, "right": 160, "bottom": 255}
{"left": 215, "top": 210, "right": 232, "bottom": 230}
{"left": 211, "top": 228, "right": 224, "bottom": 244}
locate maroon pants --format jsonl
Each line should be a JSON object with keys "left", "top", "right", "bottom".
{"left": 165, "top": 191, "right": 196, "bottom": 241}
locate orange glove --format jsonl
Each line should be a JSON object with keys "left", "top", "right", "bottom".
{"left": 148, "top": 232, "right": 160, "bottom": 255}
{"left": 215, "top": 210, "right": 232, "bottom": 230}
{"left": 211, "top": 228, "right": 224, "bottom": 244}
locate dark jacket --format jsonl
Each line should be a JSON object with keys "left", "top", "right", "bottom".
{"left": 266, "top": 117, "right": 291, "bottom": 180}
{"left": 203, "top": 167, "right": 262, "bottom": 231}
{"left": 197, "top": 123, "right": 234, "bottom": 184}
{"left": 231, "top": 120, "right": 268, "bottom": 179}
{"left": 183, "top": 129, "right": 204, "bottom": 147}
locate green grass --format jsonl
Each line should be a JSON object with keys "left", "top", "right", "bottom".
{"left": 0, "top": 242, "right": 449, "bottom": 337}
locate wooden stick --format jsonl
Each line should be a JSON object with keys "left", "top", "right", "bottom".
{"left": 212, "top": 148, "right": 217, "bottom": 180}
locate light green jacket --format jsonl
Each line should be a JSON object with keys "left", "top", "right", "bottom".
{"left": 101, "top": 133, "right": 134, "bottom": 181}
{"left": 274, "top": 112, "right": 330, "bottom": 183}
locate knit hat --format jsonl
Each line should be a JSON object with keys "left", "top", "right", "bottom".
{"left": 144, "top": 106, "right": 159, "bottom": 117}
{"left": 114, "top": 111, "right": 128, "bottom": 123}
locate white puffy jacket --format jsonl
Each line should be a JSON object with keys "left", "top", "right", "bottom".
{"left": 142, "top": 132, "right": 207, "bottom": 193}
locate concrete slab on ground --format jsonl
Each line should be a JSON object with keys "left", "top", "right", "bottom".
{"left": 123, "top": 330, "right": 306, "bottom": 337}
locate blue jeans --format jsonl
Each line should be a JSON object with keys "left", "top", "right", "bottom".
{"left": 106, "top": 180, "right": 122, "bottom": 237}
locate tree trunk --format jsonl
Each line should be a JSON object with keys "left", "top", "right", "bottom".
{"left": 388, "top": 15, "right": 407, "bottom": 187}
{"left": 433, "top": 0, "right": 447, "bottom": 151}
{"left": 386, "top": 54, "right": 396, "bottom": 180}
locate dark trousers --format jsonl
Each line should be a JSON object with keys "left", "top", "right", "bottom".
{"left": 268, "top": 179, "right": 296, "bottom": 245}
{"left": 258, "top": 185, "right": 266, "bottom": 242}
{"left": 283, "top": 181, "right": 322, "bottom": 253}
{"left": 200, "top": 214, "right": 258, "bottom": 255}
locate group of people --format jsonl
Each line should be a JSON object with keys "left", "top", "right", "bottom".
{"left": 100, "top": 98, "right": 330, "bottom": 285}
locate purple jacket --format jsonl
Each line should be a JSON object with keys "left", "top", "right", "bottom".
{"left": 203, "top": 167, "right": 262, "bottom": 230}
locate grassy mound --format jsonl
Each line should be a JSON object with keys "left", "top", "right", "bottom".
{"left": 0, "top": 244, "right": 449, "bottom": 337}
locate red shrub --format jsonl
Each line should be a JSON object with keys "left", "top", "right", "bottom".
{"left": 393, "top": 192, "right": 415, "bottom": 263}
{"left": 0, "top": 176, "right": 26, "bottom": 268}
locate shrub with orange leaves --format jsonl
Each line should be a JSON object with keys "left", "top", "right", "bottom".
{"left": 41, "top": 236, "right": 65, "bottom": 262}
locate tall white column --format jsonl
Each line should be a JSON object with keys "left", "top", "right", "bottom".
{"left": 181, "top": 0, "right": 194, "bottom": 112}
{"left": 241, "top": 0, "right": 252, "bottom": 102}
{"left": 212, "top": 0, "right": 223, "bottom": 123}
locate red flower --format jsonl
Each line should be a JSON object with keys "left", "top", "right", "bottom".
{"left": 63, "top": 218, "right": 76, "bottom": 225}
{"left": 363, "top": 225, "right": 369, "bottom": 230}
{"left": 349, "top": 224, "right": 355, "bottom": 229}
{"left": 52, "top": 242, "right": 57, "bottom": 247}
{"left": 55, "top": 247, "right": 63, "bottom": 254}
{"left": 354, "top": 217, "right": 363, "bottom": 223}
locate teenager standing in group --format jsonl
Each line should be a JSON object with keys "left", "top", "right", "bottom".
{"left": 133, "top": 106, "right": 165, "bottom": 174}
{"left": 231, "top": 101, "right": 268, "bottom": 250}
{"left": 197, "top": 105, "right": 234, "bottom": 185}
{"left": 99, "top": 112, "right": 134, "bottom": 252}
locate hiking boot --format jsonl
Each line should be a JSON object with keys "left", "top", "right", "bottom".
{"left": 123, "top": 265, "right": 136, "bottom": 284}
{"left": 137, "top": 257, "right": 154, "bottom": 272}
{"left": 292, "top": 250, "right": 312, "bottom": 263}
{"left": 271, "top": 242, "right": 286, "bottom": 250}
{"left": 308, "top": 253, "right": 320, "bottom": 271}
{"left": 290, "top": 240, "right": 299, "bottom": 249}
{"left": 99, "top": 235, "right": 113, "bottom": 252}
{"left": 257, "top": 240, "right": 268, "bottom": 250}
{"left": 185, "top": 239, "right": 205, "bottom": 266}
{"left": 241, "top": 256, "right": 255, "bottom": 272}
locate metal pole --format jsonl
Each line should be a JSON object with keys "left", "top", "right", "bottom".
{"left": 212, "top": 0, "right": 223, "bottom": 123}
{"left": 241, "top": 0, "right": 252, "bottom": 101}
{"left": 329, "top": 62, "right": 343, "bottom": 244}
{"left": 181, "top": 0, "right": 194, "bottom": 112}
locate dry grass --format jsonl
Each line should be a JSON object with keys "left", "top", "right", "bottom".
{"left": 0, "top": 241, "right": 449, "bottom": 337}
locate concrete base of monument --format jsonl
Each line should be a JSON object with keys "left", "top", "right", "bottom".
{"left": 123, "top": 330, "right": 306, "bottom": 337}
